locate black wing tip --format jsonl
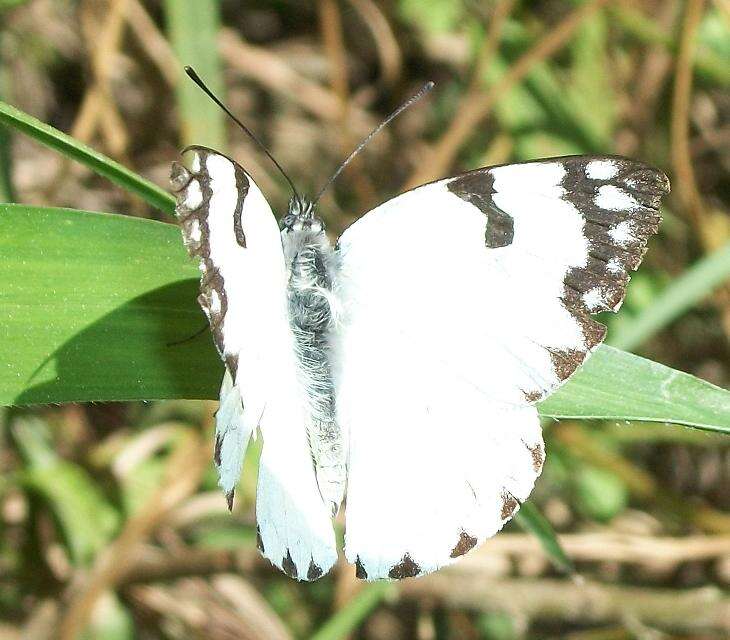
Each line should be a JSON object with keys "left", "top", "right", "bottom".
{"left": 225, "top": 489, "right": 235, "bottom": 512}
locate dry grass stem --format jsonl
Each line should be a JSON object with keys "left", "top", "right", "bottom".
{"left": 318, "top": 0, "right": 377, "bottom": 207}
{"left": 213, "top": 575, "right": 293, "bottom": 640}
{"left": 671, "top": 0, "right": 730, "bottom": 337}
{"left": 74, "top": 0, "right": 130, "bottom": 155}
{"left": 347, "top": 0, "right": 403, "bottom": 87}
{"left": 671, "top": 0, "right": 707, "bottom": 233}
{"left": 58, "top": 430, "right": 208, "bottom": 640}
{"left": 399, "top": 576, "right": 730, "bottom": 633}
{"left": 480, "top": 532, "right": 730, "bottom": 564}
{"left": 46, "top": 0, "right": 130, "bottom": 204}
{"left": 218, "top": 29, "right": 374, "bottom": 130}
{"left": 126, "top": 0, "right": 180, "bottom": 87}
{"left": 406, "top": 0, "right": 612, "bottom": 188}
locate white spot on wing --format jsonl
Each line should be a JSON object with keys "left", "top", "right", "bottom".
{"left": 184, "top": 180, "right": 203, "bottom": 210}
{"left": 596, "top": 185, "right": 638, "bottom": 211}
{"left": 606, "top": 257, "right": 623, "bottom": 274}
{"left": 210, "top": 289, "right": 221, "bottom": 314}
{"left": 189, "top": 218, "right": 201, "bottom": 241}
{"left": 609, "top": 220, "right": 634, "bottom": 247}
{"left": 491, "top": 162, "right": 566, "bottom": 196}
{"left": 191, "top": 152, "right": 202, "bottom": 173}
{"left": 586, "top": 160, "right": 618, "bottom": 180}
{"left": 582, "top": 287, "right": 604, "bottom": 312}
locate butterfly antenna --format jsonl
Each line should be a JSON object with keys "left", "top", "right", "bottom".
{"left": 313, "top": 81, "right": 435, "bottom": 205}
{"left": 184, "top": 66, "right": 303, "bottom": 208}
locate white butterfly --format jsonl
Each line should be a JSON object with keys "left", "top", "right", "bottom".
{"left": 170, "top": 78, "right": 669, "bottom": 581}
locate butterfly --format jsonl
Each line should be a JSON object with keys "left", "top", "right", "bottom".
{"left": 170, "top": 72, "right": 670, "bottom": 581}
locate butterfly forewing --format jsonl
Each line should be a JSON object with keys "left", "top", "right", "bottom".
{"left": 333, "top": 155, "right": 668, "bottom": 579}
{"left": 171, "top": 148, "right": 337, "bottom": 580}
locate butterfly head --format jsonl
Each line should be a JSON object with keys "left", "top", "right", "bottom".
{"left": 280, "top": 196, "right": 325, "bottom": 234}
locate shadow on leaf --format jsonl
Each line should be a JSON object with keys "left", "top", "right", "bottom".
{"left": 15, "top": 279, "right": 222, "bottom": 405}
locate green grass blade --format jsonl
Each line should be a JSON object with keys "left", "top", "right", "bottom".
{"left": 0, "top": 32, "right": 15, "bottom": 202}
{"left": 0, "top": 100, "right": 175, "bottom": 214}
{"left": 311, "top": 583, "right": 395, "bottom": 640}
{"left": 609, "top": 241, "right": 730, "bottom": 352}
{"left": 515, "top": 502, "right": 574, "bottom": 574}
{"left": 164, "top": 0, "right": 225, "bottom": 149}
{"left": 1, "top": 204, "right": 729, "bottom": 434}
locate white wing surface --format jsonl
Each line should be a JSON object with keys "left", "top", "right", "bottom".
{"left": 171, "top": 147, "right": 336, "bottom": 580}
{"left": 334, "top": 155, "right": 669, "bottom": 579}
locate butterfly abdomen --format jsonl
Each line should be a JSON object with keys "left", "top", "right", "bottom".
{"left": 282, "top": 221, "right": 345, "bottom": 515}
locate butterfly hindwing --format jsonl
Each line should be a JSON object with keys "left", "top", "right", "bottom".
{"left": 334, "top": 155, "right": 668, "bottom": 579}
{"left": 171, "top": 148, "right": 337, "bottom": 580}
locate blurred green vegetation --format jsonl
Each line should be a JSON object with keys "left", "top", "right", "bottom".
{"left": 0, "top": 1, "right": 729, "bottom": 639}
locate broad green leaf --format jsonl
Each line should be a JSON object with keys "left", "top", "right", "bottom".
{"left": 539, "top": 345, "right": 730, "bottom": 433}
{"left": 0, "top": 100, "right": 175, "bottom": 214}
{"left": 515, "top": 502, "right": 574, "bottom": 574}
{"left": 0, "top": 204, "right": 218, "bottom": 405}
{"left": 164, "top": 0, "right": 225, "bottom": 149}
{"left": 1, "top": 204, "right": 729, "bottom": 434}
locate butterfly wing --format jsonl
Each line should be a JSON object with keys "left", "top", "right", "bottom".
{"left": 334, "top": 156, "right": 669, "bottom": 579}
{"left": 171, "top": 147, "right": 337, "bottom": 580}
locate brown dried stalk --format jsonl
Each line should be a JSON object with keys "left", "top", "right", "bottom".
{"left": 318, "top": 0, "right": 377, "bottom": 208}
{"left": 406, "top": 0, "right": 612, "bottom": 189}
{"left": 399, "top": 575, "right": 730, "bottom": 633}
{"left": 670, "top": 0, "right": 707, "bottom": 233}
{"left": 58, "top": 430, "right": 209, "bottom": 640}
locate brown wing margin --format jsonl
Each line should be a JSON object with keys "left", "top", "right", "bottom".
{"left": 551, "top": 156, "right": 669, "bottom": 391}
{"left": 169, "top": 147, "right": 251, "bottom": 379}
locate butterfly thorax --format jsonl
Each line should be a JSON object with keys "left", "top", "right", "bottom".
{"left": 280, "top": 198, "right": 345, "bottom": 515}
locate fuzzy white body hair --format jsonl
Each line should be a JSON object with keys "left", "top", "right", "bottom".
{"left": 281, "top": 211, "right": 346, "bottom": 514}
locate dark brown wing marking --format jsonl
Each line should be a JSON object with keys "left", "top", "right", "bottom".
{"left": 233, "top": 168, "right": 249, "bottom": 248}
{"left": 388, "top": 553, "right": 421, "bottom": 579}
{"left": 170, "top": 148, "right": 251, "bottom": 379}
{"left": 450, "top": 530, "right": 478, "bottom": 558}
{"left": 355, "top": 556, "right": 368, "bottom": 579}
{"left": 448, "top": 172, "right": 514, "bottom": 248}
{"left": 524, "top": 441, "right": 545, "bottom": 473}
{"left": 307, "top": 559, "right": 324, "bottom": 581}
{"left": 282, "top": 549, "right": 298, "bottom": 579}
{"left": 500, "top": 490, "right": 520, "bottom": 521}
